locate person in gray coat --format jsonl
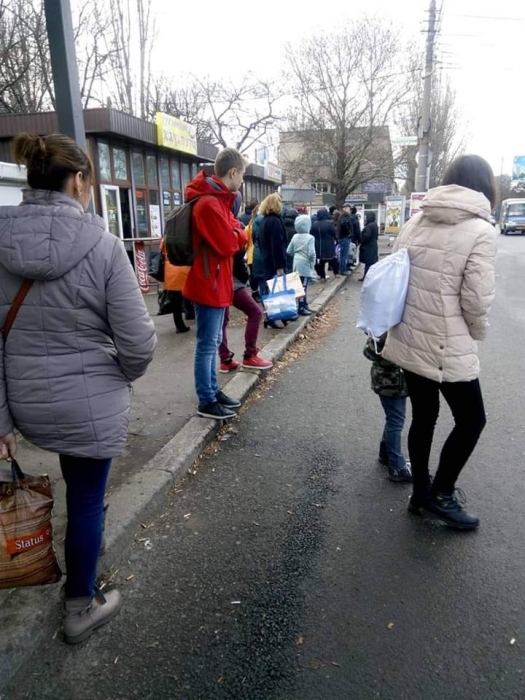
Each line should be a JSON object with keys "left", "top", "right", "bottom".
{"left": 0, "top": 133, "right": 157, "bottom": 644}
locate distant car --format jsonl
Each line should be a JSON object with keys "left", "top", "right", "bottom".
{"left": 500, "top": 199, "right": 525, "bottom": 235}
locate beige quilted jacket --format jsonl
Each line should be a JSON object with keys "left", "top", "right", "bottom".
{"left": 382, "top": 185, "right": 497, "bottom": 383}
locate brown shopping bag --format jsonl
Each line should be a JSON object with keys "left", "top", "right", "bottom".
{"left": 0, "top": 460, "right": 61, "bottom": 589}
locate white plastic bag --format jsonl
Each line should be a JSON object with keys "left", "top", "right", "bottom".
{"left": 356, "top": 248, "right": 410, "bottom": 339}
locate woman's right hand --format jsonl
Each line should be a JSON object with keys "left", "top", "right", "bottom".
{"left": 0, "top": 432, "right": 17, "bottom": 461}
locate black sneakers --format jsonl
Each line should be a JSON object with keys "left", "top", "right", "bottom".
{"left": 197, "top": 402, "right": 236, "bottom": 420}
{"left": 216, "top": 391, "right": 241, "bottom": 409}
{"left": 409, "top": 489, "right": 479, "bottom": 530}
{"left": 197, "top": 391, "right": 241, "bottom": 420}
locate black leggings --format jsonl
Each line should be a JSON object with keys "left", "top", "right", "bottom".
{"left": 404, "top": 371, "right": 487, "bottom": 495}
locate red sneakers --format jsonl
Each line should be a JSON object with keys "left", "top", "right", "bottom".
{"left": 219, "top": 359, "right": 240, "bottom": 373}
{"left": 242, "top": 354, "right": 273, "bottom": 370}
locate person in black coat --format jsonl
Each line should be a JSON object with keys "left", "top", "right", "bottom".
{"left": 359, "top": 211, "right": 379, "bottom": 280}
{"left": 283, "top": 207, "right": 299, "bottom": 272}
{"left": 313, "top": 208, "right": 338, "bottom": 280}
{"left": 259, "top": 193, "right": 288, "bottom": 279}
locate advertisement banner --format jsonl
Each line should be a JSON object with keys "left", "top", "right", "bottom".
{"left": 409, "top": 192, "right": 426, "bottom": 218}
{"left": 385, "top": 196, "right": 405, "bottom": 234}
{"left": 149, "top": 204, "right": 162, "bottom": 238}
{"left": 512, "top": 156, "right": 525, "bottom": 186}
{"left": 134, "top": 241, "right": 150, "bottom": 293}
{"left": 156, "top": 113, "right": 197, "bottom": 155}
{"left": 264, "top": 162, "right": 282, "bottom": 183}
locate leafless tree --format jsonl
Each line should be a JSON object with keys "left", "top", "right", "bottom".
{"left": 495, "top": 174, "right": 525, "bottom": 204}
{"left": 396, "top": 71, "right": 465, "bottom": 194}
{"left": 282, "top": 21, "right": 418, "bottom": 206}
{"left": 99, "top": 0, "right": 156, "bottom": 119}
{"left": 149, "top": 73, "right": 283, "bottom": 154}
{"left": 0, "top": 0, "right": 117, "bottom": 114}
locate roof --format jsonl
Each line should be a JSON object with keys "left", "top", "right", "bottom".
{"left": 0, "top": 108, "right": 218, "bottom": 162}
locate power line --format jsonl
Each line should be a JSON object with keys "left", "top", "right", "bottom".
{"left": 445, "top": 13, "right": 525, "bottom": 21}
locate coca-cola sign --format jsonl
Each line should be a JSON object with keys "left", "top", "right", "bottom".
{"left": 134, "top": 241, "right": 150, "bottom": 293}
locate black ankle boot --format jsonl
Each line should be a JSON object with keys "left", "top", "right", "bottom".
{"left": 422, "top": 491, "right": 479, "bottom": 530}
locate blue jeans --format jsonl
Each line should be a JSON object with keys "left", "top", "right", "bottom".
{"left": 379, "top": 395, "right": 407, "bottom": 469}
{"left": 60, "top": 455, "right": 112, "bottom": 598}
{"left": 195, "top": 303, "right": 226, "bottom": 405}
{"left": 339, "top": 237, "right": 351, "bottom": 273}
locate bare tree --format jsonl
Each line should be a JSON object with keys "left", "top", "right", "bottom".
{"left": 282, "top": 21, "right": 417, "bottom": 206}
{"left": 396, "top": 72, "right": 465, "bottom": 194}
{"left": 100, "top": 0, "right": 156, "bottom": 119}
{"left": 0, "top": 0, "right": 118, "bottom": 114}
{"left": 149, "top": 73, "right": 283, "bottom": 154}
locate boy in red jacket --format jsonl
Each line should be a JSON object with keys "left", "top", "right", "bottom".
{"left": 183, "top": 148, "right": 248, "bottom": 420}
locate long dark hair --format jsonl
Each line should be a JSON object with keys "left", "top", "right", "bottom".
{"left": 442, "top": 155, "right": 497, "bottom": 209}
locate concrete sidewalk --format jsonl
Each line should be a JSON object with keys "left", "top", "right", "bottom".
{"left": 0, "top": 269, "right": 356, "bottom": 689}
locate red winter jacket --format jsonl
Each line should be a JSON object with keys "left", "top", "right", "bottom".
{"left": 183, "top": 172, "right": 246, "bottom": 307}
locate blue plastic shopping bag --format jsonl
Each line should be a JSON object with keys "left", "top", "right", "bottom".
{"left": 262, "top": 275, "right": 298, "bottom": 322}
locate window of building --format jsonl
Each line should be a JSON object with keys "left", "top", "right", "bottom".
{"left": 135, "top": 188, "right": 148, "bottom": 236}
{"left": 113, "top": 147, "right": 128, "bottom": 181}
{"left": 133, "top": 152, "right": 145, "bottom": 186}
{"left": 181, "top": 162, "right": 191, "bottom": 192}
{"left": 191, "top": 162, "right": 199, "bottom": 179}
{"left": 311, "top": 182, "right": 335, "bottom": 194}
{"left": 163, "top": 190, "right": 172, "bottom": 218}
{"left": 160, "top": 158, "right": 170, "bottom": 189}
{"left": 146, "top": 155, "right": 158, "bottom": 187}
{"left": 171, "top": 160, "right": 181, "bottom": 190}
{"left": 98, "top": 142, "right": 111, "bottom": 181}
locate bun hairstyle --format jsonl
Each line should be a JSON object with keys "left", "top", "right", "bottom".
{"left": 12, "top": 132, "right": 93, "bottom": 192}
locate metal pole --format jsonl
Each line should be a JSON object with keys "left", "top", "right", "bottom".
{"left": 415, "top": 0, "right": 437, "bottom": 192}
{"left": 43, "top": 0, "right": 87, "bottom": 148}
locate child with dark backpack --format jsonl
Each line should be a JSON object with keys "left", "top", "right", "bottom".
{"left": 363, "top": 335, "right": 412, "bottom": 482}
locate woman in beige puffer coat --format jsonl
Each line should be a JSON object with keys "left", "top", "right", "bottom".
{"left": 382, "top": 155, "right": 497, "bottom": 530}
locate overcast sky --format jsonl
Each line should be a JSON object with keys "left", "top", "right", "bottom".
{"left": 156, "top": 0, "right": 524, "bottom": 176}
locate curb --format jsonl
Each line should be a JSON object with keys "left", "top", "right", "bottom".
{"left": 0, "top": 273, "right": 350, "bottom": 690}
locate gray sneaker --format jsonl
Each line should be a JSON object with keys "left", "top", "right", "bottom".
{"left": 63, "top": 588, "right": 123, "bottom": 644}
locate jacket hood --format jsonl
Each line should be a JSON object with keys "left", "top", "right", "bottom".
{"left": 0, "top": 189, "right": 106, "bottom": 281}
{"left": 185, "top": 171, "right": 235, "bottom": 207}
{"left": 316, "top": 208, "right": 329, "bottom": 221}
{"left": 421, "top": 185, "right": 491, "bottom": 225}
{"left": 365, "top": 212, "right": 376, "bottom": 224}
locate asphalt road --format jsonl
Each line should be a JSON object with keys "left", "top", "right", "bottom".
{"left": 3, "top": 234, "right": 525, "bottom": 700}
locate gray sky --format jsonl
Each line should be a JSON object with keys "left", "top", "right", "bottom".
{"left": 157, "top": 0, "right": 524, "bottom": 175}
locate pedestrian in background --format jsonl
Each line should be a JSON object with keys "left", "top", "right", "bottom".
{"left": 338, "top": 204, "right": 353, "bottom": 275}
{"left": 358, "top": 211, "right": 379, "bottom": 280}
{"left": 240, "top": 197, "right": 258, "bottom": 227}
{"left": 383, "top": 154, "right": 497, "bottom": 530}
{"left": 0, "top": 132, "right": 157, "bottom": 643}
{"left": 287, "top": 214, "right": 316, "bottom": 316}
{"left": 313, "top": 208, "right": 338, "bottom": 281}
{"left": 283, "top": 206, "right": 299, "bottom": 272}
{"left": 218, "top": 245, "right": 273, "bottom": 373}
{"left": 363, "top": 335, "right": 412, "bottom": 482}
{"left": 159, "top": 238, "right": 194, "bottom": 333}
{"left": 244, "top": 204, "right": 260, "bottom": 300}
{"left": 183, "top": 148, "right": 248, "bottom": 421}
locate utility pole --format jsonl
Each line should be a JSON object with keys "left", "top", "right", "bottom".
{"left": 415, "top": 0, "right": 437, "bottom": 192}
{"left": 43, "top": 0, "right": 87, "bottom": 149}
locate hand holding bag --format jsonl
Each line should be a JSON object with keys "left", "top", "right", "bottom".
{"left": 262, "top": 275, "right": 298, "bottom": 322}
{"left": 266, "top": 271, "right": 305, "bottom": 299}
{"left": 0, "top": 460, "right": 62, "bottom": 589}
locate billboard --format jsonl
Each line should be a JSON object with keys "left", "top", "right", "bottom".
{"left": 512, "top": 156, "right": 525, "bottom": 186}
{"left": 156, "top": 113, "right": 197, "bottom": 155}
{"left": 385, "top": 196, "right": 405, "bottom": 234}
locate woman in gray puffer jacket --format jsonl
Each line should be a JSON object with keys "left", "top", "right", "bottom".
{"left": 0, "top": 133, "right": 157, "bottom": 644}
